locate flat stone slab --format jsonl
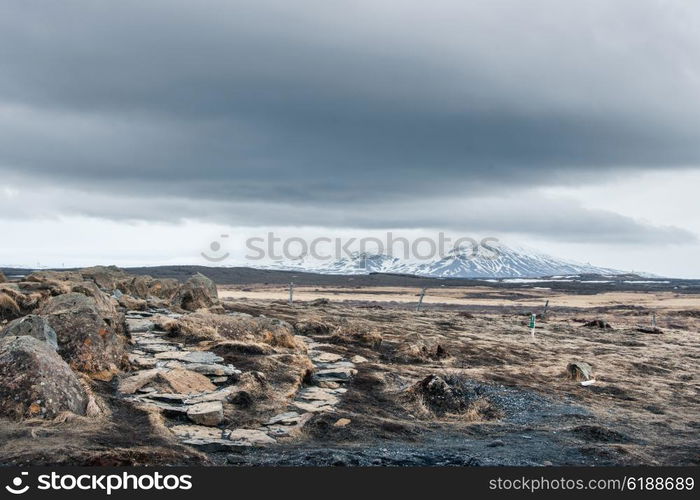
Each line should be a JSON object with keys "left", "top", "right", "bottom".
{"left": 128, "top": 354, "right": 158, "bottom": 369}
{"left": 159, "top": 368, "right": 217, "bottom": 394}
{"left": 134, "top": 400, "right": 189, "bottom": 416}
{"left": 185, "top": 387, "right": 236, "bottom": 404}
{"left": 139, "top": 343, "right": 180, "bottom": 353}
{"left": 187, "top": 401, "right": 224, "bottom": 426}
{"left": 322, "top": 361, "right": 356, "bottom": 369}
{"left": 155, "top": 351, "right": 224, "bottom": 364}
{"left": 126, "top": 310, "right": 154, "bottom": 317}
{"left": 292, "top": 400, "right": 335, "bottom": 413}
{"left": 315, "top": 367, "right": 357, "bottom": 381}
{"left": 263, "top": 412, "right": 313, "bottom": 438}
{"left": 119, "top": 368, "right": 216, "bottom": 395}
{"left": 265, "top": 411, "right": 302, "bottom": 426}
{"left": 161, "top": 360, "right": 240, "bottom": 376}
{"left": 170, "top": 424, "right": 224, "bottom": 440}
{"left": 226, "top": 429, "right": 277, "bottom": 446}
{"left": 350, "top": 355, "right": 368, "bottom": 364}
{"left": 311, "top": 352, "right": 343, "bottom": 363}
{"left": 119, "top": 369, "right": 162, "bottom": 394}
{"left": 181, "top": 439, "right": 240, "bottom": 452}
{"left": 127, "top": 319, "right": 155, "bottom": 332}
{"left": 297, "top": 387, "right": 341, "bottom": 405}
{"left": 135, "top": 337, "right": 179, "bottom": 345}
{"left": 140, "top": 392, "right": 190, "bottom": 403}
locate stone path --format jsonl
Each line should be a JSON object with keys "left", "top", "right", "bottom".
{"left": 120, "top": 311, "right": 360, "bottom": 451}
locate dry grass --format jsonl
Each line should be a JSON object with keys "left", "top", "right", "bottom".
{"left": 219, "top": 286, "right": 700, "bottom": 464}
{"left": 219, "top": 284, "right": 700, "bottom": 310}
{"left": 156, "top": 312, "right": 306, "bottom": 352}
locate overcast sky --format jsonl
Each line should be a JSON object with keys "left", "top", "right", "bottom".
{"left": 1, "top": 1, "right": 700, "bottom": 276}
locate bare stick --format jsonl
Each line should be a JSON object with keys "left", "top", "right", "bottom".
{"left": 416, "top": 287, "right": 427, "bottom": 311}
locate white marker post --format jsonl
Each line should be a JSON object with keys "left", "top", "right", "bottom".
{"left": 529, "top": 313, "right": 536, "bottom": 339}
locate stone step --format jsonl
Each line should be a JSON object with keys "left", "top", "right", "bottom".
{"left": 154, "top": 351, "right": 224, "bottom": 364}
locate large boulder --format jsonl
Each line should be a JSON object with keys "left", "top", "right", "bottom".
{"left": 68, "top": 281, "right": 126, "bottom": 334}
{"left": 22, "top": 271, "right": 80, "bottom": 296}
{"left": 78, "top": 266, "right": 130, "bottom": 291}
{"left": 38, "top": 293, "right": 127, "bottom": 377}
{"left": 0, "top": 336, "right": 88, "bottom": 419}
{"left": 0, "top": 315, "right": 58, "bottom": 349}
{"left": 123, "top": 275, "right": 180, "bottom": 300}
{"left": 172, "top": 273, "right": 219, "bottom": 311}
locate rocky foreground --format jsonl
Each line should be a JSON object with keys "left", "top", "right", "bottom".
{"left": 1, "top": 267, "right": 698, "bottom": 466}
{"left": 0, "top": 267, "right": 361, "bottom": 453}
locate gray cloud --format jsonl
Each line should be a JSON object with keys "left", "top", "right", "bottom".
{"left": 0, "top": 0, "right": 699, "bottom": 243}
{"left": 0, "top": 179, "right": 695, "bottom": 245}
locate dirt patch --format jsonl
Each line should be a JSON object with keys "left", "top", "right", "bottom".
{"left": 571, "top": 425, "right": 632, "bottom": 444}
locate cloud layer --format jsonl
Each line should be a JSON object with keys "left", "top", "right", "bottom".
{"left": 1, "top": 0, "right": 699, "bottom": 244}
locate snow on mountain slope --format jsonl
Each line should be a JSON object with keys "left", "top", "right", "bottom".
{"left": 261, "top": 243, "right": 631, "bottom": 278}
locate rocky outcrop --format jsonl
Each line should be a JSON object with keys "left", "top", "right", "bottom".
{"left": 0, "top": 315, "right": 58, "bottom": 349}
{"left": 402, "top": 374, "right": 502, "bottom": 421}
{"left": 172, "top": 273, "right": 218, "bottom": 312}
{"left": 22, "top": 270, "right": 79, "bottom": 296}
{"left": 117, "top": 294, "right": 148, "bottom": 311}
{"left": 38, "top": 293, "right": 127, "bottom": 377}
{"left": 0, "top": 271, "right": 6, "bottom": 283}
{"left": 567, "top": 362, "right": 594, "bottom": 381}
{"left": 124, "top": 275, "right": 180, "bottom": 300}
{"left": 78, "top": 266, "right": 131, "bottom": 291}
{"left": 0, "top": 336, "right": 88, "bottom": 419}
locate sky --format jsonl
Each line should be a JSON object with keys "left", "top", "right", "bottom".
{"left": 1, "top": 1, "right": 700, "bottom": 277}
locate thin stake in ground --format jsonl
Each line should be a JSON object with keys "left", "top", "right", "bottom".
{"left": 416, "top": 287, "right": 427, "bottom": 311}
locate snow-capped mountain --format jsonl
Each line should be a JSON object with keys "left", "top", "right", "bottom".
{"left": 261, "top": 244, "right": 632, "bottom": 278}
{"left": 413, "top": 245, "right": 622, "bottom": 278}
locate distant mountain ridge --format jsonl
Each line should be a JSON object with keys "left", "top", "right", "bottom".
{"left": 262, "top": 243, "right": 640, "bottom": 278}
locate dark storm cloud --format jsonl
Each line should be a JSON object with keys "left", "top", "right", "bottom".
{"left": 0, "top": 0, "right": 699, "bottom": 241}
